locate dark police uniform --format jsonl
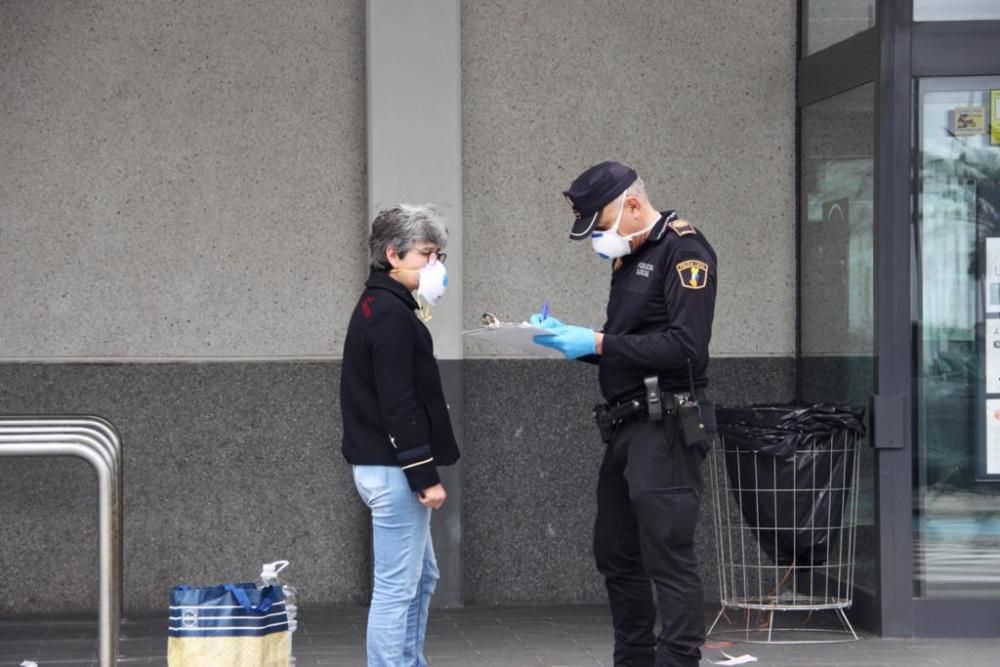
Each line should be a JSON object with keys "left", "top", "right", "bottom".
{"left": 340, "top": 270, "right": 460, "bottom": 492}
{"left": 564, "top": 163, "right": 717, "bottom": 667}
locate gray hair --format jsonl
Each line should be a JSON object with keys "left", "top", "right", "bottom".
{"left": 626, "top": 177, "right": 646, "bottom": 199}
{"left": 368, "top": 204, "right": 449, "bottom": 271}
{"left": 606, "top": 178, "right": 648, "bottom": 210}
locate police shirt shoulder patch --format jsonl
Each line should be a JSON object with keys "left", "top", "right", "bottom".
{"left": 676, "top": 259, "right": 709, "bottom": 289}
{"left": 667, "top": 219, "right": 696, "bottom": 237}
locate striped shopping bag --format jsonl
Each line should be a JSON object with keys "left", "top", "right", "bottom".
{"left": 168, "top": 582, "right": 290, "bottom": 667}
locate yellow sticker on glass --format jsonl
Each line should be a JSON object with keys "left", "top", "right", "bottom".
{"left": 992, "top": 90, "right": 1000, "bottom": 146}
{"left": 954, "top": 106, "right": 986, "bottom": 136}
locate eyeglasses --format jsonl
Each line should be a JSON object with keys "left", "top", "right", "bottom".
{"left": 412, "top": 248, "right": 447, "bottom": 264}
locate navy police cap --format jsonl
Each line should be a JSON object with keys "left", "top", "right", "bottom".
{"left": 563, "top": 161, "right": 637, "bottom": 240}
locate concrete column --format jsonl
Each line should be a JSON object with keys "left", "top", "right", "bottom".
{"left": 366, "top": 0, "right": 463, "bottom": 607}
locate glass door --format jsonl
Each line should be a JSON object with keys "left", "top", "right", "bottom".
{"left": 915, "top": 76, "right": 1000, "bottom": 600}
{"left": 803, "top": 0, "right": 1000, "bottom": 637}
{"left": 799, "top": 83, "right": 878, "bottom": 607}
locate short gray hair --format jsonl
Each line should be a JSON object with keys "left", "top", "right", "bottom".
{"left": 626, "top": 177, "right": 646, "bottom": 198}
{"left": 368, "top": 204, "right": 449, "bottom": 271}
{"left": 606, "top": 178, "right": 648, "bottom": 210}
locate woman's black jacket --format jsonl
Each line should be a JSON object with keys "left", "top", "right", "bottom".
{"left": 340, "top": 270, "right": 460, "bottom": 491}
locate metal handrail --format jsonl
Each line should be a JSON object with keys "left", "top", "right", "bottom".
{"left": 0, "top": 427, "right": 123, "bottom": 633}
{"left": 0, "top": 418, "right": 123, "bottom": 666}
{"left": 0, "top": 419, "right": 124, "bottom": 608}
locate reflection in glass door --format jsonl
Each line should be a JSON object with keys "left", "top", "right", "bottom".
{"left": 916, "top": 76, "right": 1000, "bottom": 598}
{"left": 799, "top": 83, "right": 876, "bottom": 596}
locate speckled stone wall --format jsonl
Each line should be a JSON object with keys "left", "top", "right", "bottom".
{"left": 461, "top": 0, "right": 798, "bottom": 360}
{"left": 0, "top": 0, "right": 802, "bottom": 614}
{"left": 0, "top": 362, "right": 368, "bottom": 614}
{"left": 0, "top": 0, "right": 367, "bottom": 359}
{"left": 462, "top": 357, "right": 796, "bottom": 605}
{"left": 0, "top": 357, "right": 793, "bottom": 613}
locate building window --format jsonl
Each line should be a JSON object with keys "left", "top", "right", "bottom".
{"left": 914, "top": 0, "right": 1000, "bottom": 22}
{"left": 802, "top": 0, "right": 876, "bottom": 55}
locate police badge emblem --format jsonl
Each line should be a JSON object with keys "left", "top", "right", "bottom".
{"left": 676, "top": 259, "right": 709, "bottom": 289}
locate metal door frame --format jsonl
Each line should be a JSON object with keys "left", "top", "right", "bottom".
{"left": 799, "top": 0, "right": 1000, "bottom": 638}
{"left": 795, "top": 1, "right": 881, "bottom": 636}
{"left": 890, "top": 9, "right": 1000, "bottom": 638}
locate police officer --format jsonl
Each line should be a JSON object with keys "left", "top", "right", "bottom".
{"left": 533, "top": 161, "right": 717, "bottom": 667}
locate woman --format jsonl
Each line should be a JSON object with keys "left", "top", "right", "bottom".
{"left": 340, "top": 204, "right": 461, "bottom": 667}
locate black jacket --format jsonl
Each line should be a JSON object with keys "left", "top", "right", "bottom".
{"left": 597, "top": 211, "right": 718, "bottom": 402}
{"left": 340, "top": 270, "right": 460, "bottom": 491}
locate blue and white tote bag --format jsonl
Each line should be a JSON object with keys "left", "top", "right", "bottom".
{"left": 168, "top": 582, "right": 290, "bottom": 667}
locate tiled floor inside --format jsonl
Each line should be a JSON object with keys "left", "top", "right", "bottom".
{"left": 2, "top": 605, "right": 1000, "bottom": 666}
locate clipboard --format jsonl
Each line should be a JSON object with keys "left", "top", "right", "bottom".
{"left": 463, "top": 316, "right": 564, "bottom": 358}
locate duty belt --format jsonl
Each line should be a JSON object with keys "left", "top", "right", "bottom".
{"left": 593, "top": 396, "right": 669, "bottom": 430}
{"left": 593, "top": 384, "right": 707, "bottom": 435}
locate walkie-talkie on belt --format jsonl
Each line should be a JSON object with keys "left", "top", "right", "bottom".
{"left": 674, "top": 359, "right": 715, "bottom": 452}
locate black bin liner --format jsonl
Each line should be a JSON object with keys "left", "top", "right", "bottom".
{"left": 717, "top": 404, "right": 866, "bottom": 566}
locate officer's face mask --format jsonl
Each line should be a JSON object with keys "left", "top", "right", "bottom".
{"left": 590, "top": 191, "right": 658, "bottom": 260}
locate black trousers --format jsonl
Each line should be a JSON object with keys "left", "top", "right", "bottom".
{"left": 594, "top": 415, "right": 706, "bottom": 667}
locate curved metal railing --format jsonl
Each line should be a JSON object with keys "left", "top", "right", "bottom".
{"left": 0, "top": 417, "right": 123, "bottom": 666}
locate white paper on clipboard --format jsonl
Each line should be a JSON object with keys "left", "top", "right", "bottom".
{"left": 463, "top": 322, "right": 566, "bottom": 358}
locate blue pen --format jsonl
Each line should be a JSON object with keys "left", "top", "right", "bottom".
{"left": 541, "top": 300, "right": 549, "bottom": 322}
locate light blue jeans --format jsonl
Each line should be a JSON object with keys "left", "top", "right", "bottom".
{"left": 353, "top": 465, "right": 439, "bottom": 667}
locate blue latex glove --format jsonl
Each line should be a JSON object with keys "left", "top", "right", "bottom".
{"left": 533, "top": 324, "right": 596, "bottom": 359}
{"left": 529, "top": 312, "right": 566, "bottom": 330}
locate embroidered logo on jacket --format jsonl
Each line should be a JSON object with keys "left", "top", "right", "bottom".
{"left": 361, "top": 295, "right": 375, "bottom": 319}
{"left": 676, "top": 260, "right": 709, "bottom": 289}
{"left": 636, "top": 262, "right": 655, "bottom": 278}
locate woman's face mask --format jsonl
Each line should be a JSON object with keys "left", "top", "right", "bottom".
{"left": 390, "top": 250, "right": 449, "bottom": 320}
{"left": 416, "top": 259, "right": 448, "bottom": 307}
{"left": 590, "top": 192, "right": 656, "bottom": 259}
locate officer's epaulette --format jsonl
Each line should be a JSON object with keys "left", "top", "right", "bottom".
{"left": 667, "top": 219, "right": 696, "bottom": 237}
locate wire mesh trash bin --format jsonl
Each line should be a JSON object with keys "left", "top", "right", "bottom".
{"left": 707, "top": 404, "right": 865, "bottom": 643}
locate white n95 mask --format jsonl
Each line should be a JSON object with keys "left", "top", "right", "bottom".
{"left": 591, "top": 191, "right": 657, "bottom": 259}
{"left": 417, "top": 259, "right": 448, "bottom": 307}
